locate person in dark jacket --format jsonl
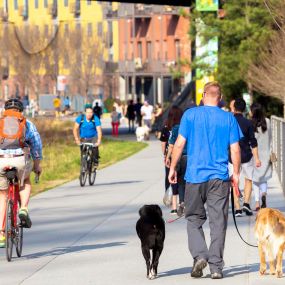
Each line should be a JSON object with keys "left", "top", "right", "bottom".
{"left": 231, "top": 98, "right": 261, "bottom": 217}
{"left": 134, "top": 98, "right": 143, "bottom": 127}
{"left": 126, "top": 100, "right": 136, "bottom": 132}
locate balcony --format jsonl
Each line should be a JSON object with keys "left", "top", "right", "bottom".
{"left": 104, "top": 61, "right": 118, "bottom": 73}
{"left": 134, "top": 4, "right": 153, "bottom": 18}
{"left": 163, "top": 6, "right": 181, "bottom": 15}
{"left": 119, "top": 59, "right": 174, "bottom": 75}
{"left": 104, "top": 7, "right": 118, "bottom": 19}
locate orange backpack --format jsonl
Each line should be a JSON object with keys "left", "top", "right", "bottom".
{"left": 0, "top": 110, "right": 26, "bottom": 149}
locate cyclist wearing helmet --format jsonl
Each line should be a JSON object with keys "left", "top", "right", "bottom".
{"left": 0, "top": 98, "right": 42, "bottom": 247}
{"left": 73, "top": 104, "right": 102, "bottom": 165}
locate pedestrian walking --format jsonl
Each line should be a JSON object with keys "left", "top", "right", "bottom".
{"left": 141, "top": 101, "right": 153, "bottom": 129}
{"left": 64, "top": 96, "right": 71, "bottom": 113}
{"left": 153, "top": 103, "right": 163, "bottom": 138}
{"left": 169, "top": 81, "right": 242, "bottom": 279}
{"left": 165, "top": 106, "right": 187, "bottom": 216}
{"left": 250, "top": 103, "right": 273, "bottom": 210}
{"left": 93, "top": 102, "right": 103, "bottom": 119}
{"left": 126, "top": 100, "right": 136, "bottom": 133}
{"left": 134, "top": 98, "right": 143, "bottom": 127}
{"left": 160, "top": 106, "right": 182, "bottom": 215}
{"left": 231, "top": 98, "right": 261, "bottom": 217}
{"left": 111, "top": 106, "right": 120, "bottom": 137}
{"left": 53, "top": 95, "right": 61, "bottom": 118}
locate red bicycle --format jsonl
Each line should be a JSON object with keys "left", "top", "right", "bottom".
{"left": 4, "top": 167, "right": 23, "bottom": 262}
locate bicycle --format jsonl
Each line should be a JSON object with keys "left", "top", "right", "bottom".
{"left": 4, "top": 166, "right": 23, "bottom": 262}
{"left": 79, "top": 143, "right": 98, "bottom": 187}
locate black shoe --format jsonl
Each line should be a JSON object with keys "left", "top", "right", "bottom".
{"left": 235, "top": 210, "right": 243, "bottom": 217}
{"left": 191, "top": 258, "right": 207, "bottom": 278}
{"left": 170, "top": 209, "right": 177, "bottom": 215}
{"left": 242, "top": 203, "right": 253, "bottom": 216}
{"left": 261, "top": 195, "right": 267, "bottom": 208}
{"left": 211, "top": 272, "right": 223, "bottom": 279}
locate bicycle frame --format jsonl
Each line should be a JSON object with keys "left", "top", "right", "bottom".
{"left": 8, "top": 180, "right": 20, "bottom": 228}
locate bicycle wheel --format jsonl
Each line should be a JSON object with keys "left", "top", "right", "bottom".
{"left": 5, "top": 200, "right": 13, "bottom": 262}
{"left": 79, "top": 155, "right": 88, "bottom": 187}
{"left": 15, "top": 212, "right": 23, "bottom": 257}
{"left": 88, "top": 161, "right": 97, "bottom": 186}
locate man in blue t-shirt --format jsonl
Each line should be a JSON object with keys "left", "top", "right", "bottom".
{"left": 73, "top": 104, "right": 102, "bottom": 165}
{"left": 169, "top": 82, "right": 242, "bottom": 280}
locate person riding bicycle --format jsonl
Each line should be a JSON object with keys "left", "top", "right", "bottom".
{"left": 73, "top": 104, "right": 102, "bottom": 165}
{"left": 0, "top": 98, "right": 42, "bottom": 247}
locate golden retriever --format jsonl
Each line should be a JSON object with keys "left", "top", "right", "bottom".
{"left": 255, "top": 208, "right": 285, "bottom": 278}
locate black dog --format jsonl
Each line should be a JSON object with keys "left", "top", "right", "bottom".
{"left": 136, "top": 204, "right": 165, "bottom": 279}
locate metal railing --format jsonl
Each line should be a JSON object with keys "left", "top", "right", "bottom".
{"left": 271, "top": 115, "right": 285, "bottom": 194}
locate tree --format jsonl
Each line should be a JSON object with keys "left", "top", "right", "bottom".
{"left": 189, "top": 0, "right": 278, "bottom": 100}
{"left": 68, "top": 28, "right": 105, "bottom": 98}
{"left": 248, "top": 1, "right": 285, "bottom": 116}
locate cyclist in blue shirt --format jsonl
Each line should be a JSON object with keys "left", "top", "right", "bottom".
{"left": 73, "top": 104, "right": 102, "bottom": 165}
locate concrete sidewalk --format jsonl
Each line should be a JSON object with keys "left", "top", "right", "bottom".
{"left": 0, "top": 140, "right": 284, "bottom": 285}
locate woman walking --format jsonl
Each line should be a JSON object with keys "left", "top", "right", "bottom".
{"left": 160, "top": 106, "right": 180, "bottom": 215}
{"left": 250, "top": 103, "right": 273, "bottom": 210}
{"left": 165, "top": 106, "right": 187, "bottom": 216}
{"left": 111, "top": 106, "right": 120, "bottom": 136}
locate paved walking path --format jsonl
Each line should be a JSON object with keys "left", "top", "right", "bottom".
{"left": 0, "top": 140, "right": 284, "bottom": 285}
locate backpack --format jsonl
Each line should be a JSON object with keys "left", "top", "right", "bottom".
{"left": 79, "top": 114, "right": 96, "bottom": 128}
{"left": 0, "top": 110, "right": 26, "bottom": 149}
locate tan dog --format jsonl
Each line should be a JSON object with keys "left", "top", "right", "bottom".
{"left": 255, "top": 208, "right": 285, "bottom": 278}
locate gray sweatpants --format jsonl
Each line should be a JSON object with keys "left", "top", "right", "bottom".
{"left": 184, "top": 179, "right": 230, "bottom": 274}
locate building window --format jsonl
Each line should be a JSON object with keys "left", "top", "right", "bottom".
{"left": 156, "top": 41, "right": 160, "bottom": 60}
{"left": 14, "top": 0, "right": 18, "bottom": 10}
{"left": 35, "top": 0, "right": 38, "bottom": 9}
{"left": 64, "top": 0, "right": 68, "bottom": 7}
{"left": 146, "top": 41, "right": 152, "bottom": 61}
{"left": 97, "top": 23, "right": 103, "bottom": 37}
{"left": 163, "top": 40, "right": 168, "bottom": 60}
{"left": 87, "top": 0, "right": 92, "bottom": 5}
{"left": 175, "top": 39, "right": 181, "bottom": 60}
{"left": 44, "top": 0, "right": 48, "bottom": 8}
{"left": 87, "top": 23, "right": 92, "bottom": 37}
{"left": 137, "top": 41, "right": 142, "bottom": 59}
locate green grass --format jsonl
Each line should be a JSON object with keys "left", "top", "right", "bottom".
{"left": 29, "top": 119, "right": 147, "bottom": 196}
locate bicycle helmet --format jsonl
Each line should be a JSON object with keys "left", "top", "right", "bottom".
{"left": 4, "top": 98, "right": 24, "bottom": 112}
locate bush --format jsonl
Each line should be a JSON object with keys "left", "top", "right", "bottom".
{"left": 104, "top": 97, "right": 115, "bottom": 113}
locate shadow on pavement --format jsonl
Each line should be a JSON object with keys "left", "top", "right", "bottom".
{"left": 93, "top": 180, "right": 143, "bottom": 187}
{"left": 159, "top": 263, "right": 285, "bottom": 279}
{"left": 23, "top": 241, "right": 127, "bottom": 259}
{"left": 159, "top": 267, "right": 191, "bottom": 277}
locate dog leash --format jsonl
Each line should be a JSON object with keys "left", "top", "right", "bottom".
{"left": 231, "top": 186, "right": 258, "bottom": 248}
{"left": 167, "top": 214, "right": 184, "bottom": 224}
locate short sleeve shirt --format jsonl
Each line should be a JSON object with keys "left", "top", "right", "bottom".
{"left": 179, "top": 106, "right": 243, "bottom": 183}
{"left": 75, "top": 115, "right": 101, "bottom": 139}
{"left": 169, "top": 124, "right": 187, "bottom": 155}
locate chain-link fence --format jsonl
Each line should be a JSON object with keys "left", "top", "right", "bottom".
{"left": 271, "top": 116, "right": 285, "bottom": 194}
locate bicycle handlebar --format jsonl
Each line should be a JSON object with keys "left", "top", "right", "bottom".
{"left": 79, "top": 142, "right": 98, "bottom": 147}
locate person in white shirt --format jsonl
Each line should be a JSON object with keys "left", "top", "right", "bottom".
{"left": 141, "top": 101, "right": 153, "bottom": 129}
